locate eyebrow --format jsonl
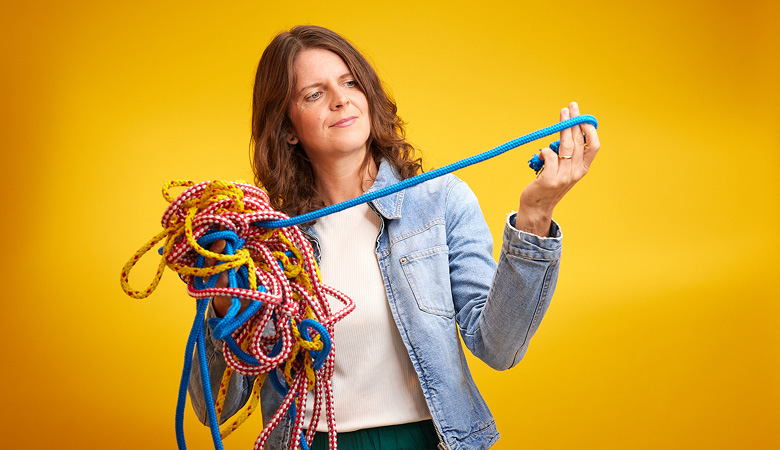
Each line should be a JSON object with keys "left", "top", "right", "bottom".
{"left": 297, "top": 72, "right": 354, "bottom": 96}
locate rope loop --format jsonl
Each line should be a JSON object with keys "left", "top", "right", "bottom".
{"left": 121, "top": 180, "right": 353, "bottom": 450}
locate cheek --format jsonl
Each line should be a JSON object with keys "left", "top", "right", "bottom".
{"left": 292, "top": 109, "right": 320, "bottom": 137}
{"left": 306, "top": 113, "right": 327, "bottom": 138}
{"left": 359, "top": 98, "right": 371, "bottom": 129}
{"left": 356, "top": 93, "right": 369, "bottom": 111}
{"left": 360, "top": 99, "right": 371, "bottom": 128}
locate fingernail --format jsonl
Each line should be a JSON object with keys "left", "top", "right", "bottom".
{"left": 572, "top": 101, "right": 579, "bottom": 112}
{"left": 562, "top": 108, "right": 569, "bottom": 119}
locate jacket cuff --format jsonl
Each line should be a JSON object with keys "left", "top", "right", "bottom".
{"left": 503, "top": 213, "right": 562, "bottom": 260}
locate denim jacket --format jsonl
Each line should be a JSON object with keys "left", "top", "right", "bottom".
{"left": 190, "top": 161, "right": 563, "bottom": 450}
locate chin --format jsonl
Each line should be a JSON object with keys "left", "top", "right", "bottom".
{"left": 333, "top": 136, "right": 371, "bottom": 155}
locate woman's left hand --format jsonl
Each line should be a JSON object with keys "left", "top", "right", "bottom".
{"left": 514, "top": 101, "right": 600, "bottom": 236}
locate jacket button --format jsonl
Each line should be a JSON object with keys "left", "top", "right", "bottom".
{"left": 399, "top": 257, "right": 407, "bottom": 264}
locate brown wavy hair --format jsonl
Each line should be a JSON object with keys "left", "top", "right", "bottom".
{"left": 250, "top": 25, "right": 423, "bottom": 218}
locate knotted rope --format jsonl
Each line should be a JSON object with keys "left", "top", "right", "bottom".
{"left": 121, "top": 180, "right": 353, "bottom": 450}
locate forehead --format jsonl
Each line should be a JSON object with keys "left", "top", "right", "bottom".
{"left": 293, "top": 48, "right": 350, "bottom": 86}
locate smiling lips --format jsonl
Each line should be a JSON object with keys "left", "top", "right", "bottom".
{"left": 330, "top": 116, "right": 357, "bottom": 128}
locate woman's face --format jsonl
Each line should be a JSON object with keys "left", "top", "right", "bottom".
{"left": 287, "top": 48, "right": 371, "bottom": 166}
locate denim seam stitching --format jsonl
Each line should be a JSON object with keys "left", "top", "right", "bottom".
{"left": 384, "top": 261, "right": 448, "bottom": 443}
{"left": 447, "top": 420, "right": 498, "bottom": 444}
{"left": 388, "top": 218, "right": 446, "bottom": 247}
{"left": 512, "top": 259, "right": 557, "bottom": 365}
{"left": 402, "top": 244, "right": 449, "bottom": 262}
{"left": 400, "top": 248, "right": 455, "bottom": 318}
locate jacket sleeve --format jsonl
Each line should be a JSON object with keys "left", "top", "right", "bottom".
{"left": 188, "top": 304, "right": 255, "bottom": 425}
{"left": 445, "top": 179, "right": 562, "bottom": 371}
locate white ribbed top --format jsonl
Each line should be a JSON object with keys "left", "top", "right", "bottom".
{"left": 303, "top": 203, "right": 431, "bottom": 431}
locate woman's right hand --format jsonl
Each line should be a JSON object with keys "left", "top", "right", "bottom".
{"left": 515, "top": 102, "right": 600, "bottom": 236}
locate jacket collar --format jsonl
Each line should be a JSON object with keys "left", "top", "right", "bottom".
{"left": 365, "top": 159, "right": 404, "bottom": 220}
{"left": 297, "top": 159, "right": 404, "bottom": 239}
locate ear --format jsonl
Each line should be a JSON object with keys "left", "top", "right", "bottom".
{"left": 286, "top": 133, "right": 299, "bottom": 145}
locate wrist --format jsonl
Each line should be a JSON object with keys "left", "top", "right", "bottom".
{"left": 515, "top": 202, "right": 554, "bottom": 237}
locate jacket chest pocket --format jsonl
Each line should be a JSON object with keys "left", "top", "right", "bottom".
{"left": 399, "top": 245, "right": 454, "bottom": 318}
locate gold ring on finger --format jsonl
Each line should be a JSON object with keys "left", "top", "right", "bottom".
{"left": 559, "top": 155, "right": 573, "bottom": 160}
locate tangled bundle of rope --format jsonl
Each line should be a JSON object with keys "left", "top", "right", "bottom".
{"left": 120, "top": 180, "right": 354, "bottom": 450}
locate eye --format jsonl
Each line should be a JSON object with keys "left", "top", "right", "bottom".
{"left": 344, "top": 80, "right": 356, "bottom": 88}
{"left": 306, "top": 91, "right": 322, "bottom": 101}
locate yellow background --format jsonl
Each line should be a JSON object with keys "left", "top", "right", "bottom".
{"left": 2, "top": 1, "right": 778, "bottom": 448}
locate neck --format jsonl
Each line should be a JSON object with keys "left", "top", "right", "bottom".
{"left": 310, "top": 154, "right": 378, "bottom": 206}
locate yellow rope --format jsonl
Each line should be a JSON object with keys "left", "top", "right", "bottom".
{"left": 120, "top": 180, "right": 354, "bottom": 448}
{"left": 219, "top": 374, "right": 266, "bottom": 439}
{"left": 120, "top": 180, "right": 258, "bottom": 298}
{"left": 215, "top": 366, "right": 233, "bottom": 423}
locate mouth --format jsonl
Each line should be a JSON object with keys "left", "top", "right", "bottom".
{"left": 330, "top": 116, "right": 357, "bottom": 128}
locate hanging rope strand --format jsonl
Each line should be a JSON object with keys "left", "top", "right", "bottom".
{"left": 121, "top": 180, "right": 353, "bottom": 450}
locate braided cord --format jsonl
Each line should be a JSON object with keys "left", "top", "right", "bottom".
{"left": 220, "top": 373, "right": 266, "bottom": 439}
{"left": 215, "top": 317, "right": 263, "bottom": 428}
{"left": 121, "top": 180, "right": 354, "bottom": 450}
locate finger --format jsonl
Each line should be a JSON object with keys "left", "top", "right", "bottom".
{"left": 204, "top": 239, "right": 227, "bottom": 268}
{"left": 538, "top": 147, "right": 559, "bottom": 178}
{"left": 558, "top": 107, "right": 574, "bottom": 159}
{"left": 569, "top": 102, "right": 585, "bottom": 168}
{"left": 209, "top": 239, "right": 230, "bottom": 316}
{"left": 216, "top": 271, "right": 229, "bottom": 288}
{"left": 581, "top": 121, "right": 601, "bottom": 170}
{"left": 202, "top": 239, "right": 226, "bottom": 284}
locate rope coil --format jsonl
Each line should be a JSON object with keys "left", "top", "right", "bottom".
{"left": 121, "top": 180, "right": 354, "bottom": 450}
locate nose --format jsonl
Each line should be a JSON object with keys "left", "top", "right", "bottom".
{"left": 330, "top": 85, "right": 350, "bottom": 110}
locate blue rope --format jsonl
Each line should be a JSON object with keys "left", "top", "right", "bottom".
{"left": 175, "top": 230, "right": 251, "bottom": 450}
{"left": 298, "top": 319, "right": 331, "bottom": 371}
{"left": 176, "top": 297, "right": 224, "bottom": 450}
{"left": 255, "top": 114, "right": 597, "bottom": 228}
{"left": 193, "top": 231, "right": 266, "bottom": 340}
{"left": 175, "top": 228, "right": 337, "bottom": 450}
{"left": 528, "top": 139, "right": 562, "bottom": 173}
{"left": 197, "top": 308, "right": 226, "bottom": 449}
{"left": 268, "top": 366, "right": 289, "bottom": 395}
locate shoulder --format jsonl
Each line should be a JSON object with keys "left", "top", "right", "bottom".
{"left": 399, "top": 173, "right": 473, "bottom": 215}
{"left": 407, "top": 172, "right": 467, "bottom": 200}
{"left": 399, "top": 173, "right": 483, "bottom": 228}
{"left": 376, "top": 159, "right": 465, "bottom": 194}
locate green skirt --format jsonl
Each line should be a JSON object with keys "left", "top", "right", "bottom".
{"left": 308, "top": 420, "right": 440, "bottom": 450}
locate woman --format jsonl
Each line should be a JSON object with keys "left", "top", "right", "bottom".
{"left": 190, "top": 25, "right": 599, "bottom": 450}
